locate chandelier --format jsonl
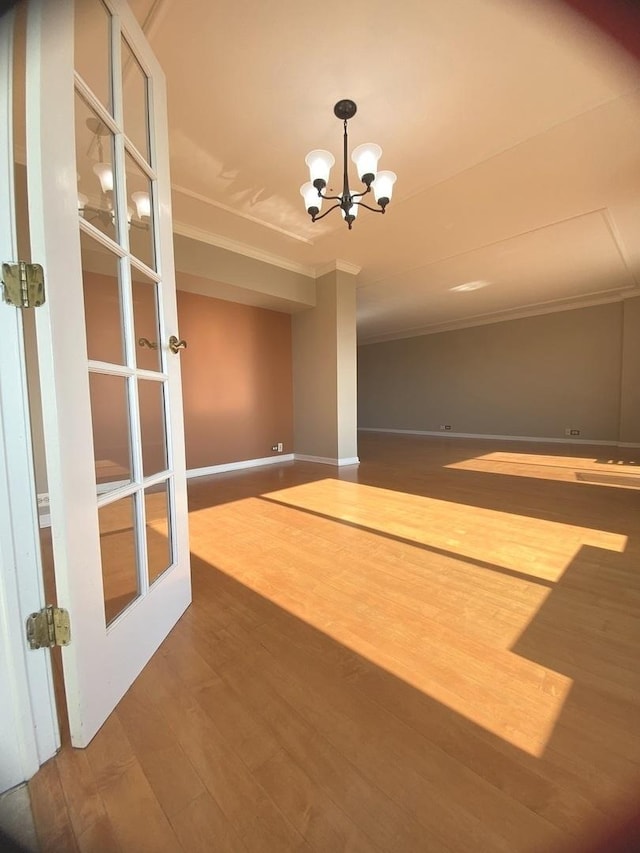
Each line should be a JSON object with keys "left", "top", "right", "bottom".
{"left": 77, "top": 118, "right": 150, "bottom": 230}
{"left": 300, "top": 99, "right": 396, "bottom": 230}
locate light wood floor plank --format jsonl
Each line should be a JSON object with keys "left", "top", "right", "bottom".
{"left": 28, "top": 435, "right": 640, "bottom": 851}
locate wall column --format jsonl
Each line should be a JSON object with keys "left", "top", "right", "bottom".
{"left": 619, "top": 295, "right": 640, "bottom": 446}
{"left": 292, "top": 268, "right": 359, "bottom": 465}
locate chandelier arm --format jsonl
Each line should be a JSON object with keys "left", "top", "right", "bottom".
{"left": 316, "top": 190, "right": 344, "bottom": 203}
{"left": 81, "top": 203, "right": 148, "bottom": 229}
{"left": 349, "top": 185, "right": 372, "bottom": 201}
{"left": 354, "top": 200, "right": 385, "bottom": 213}
{"left": 311, "top": 202, "right": 342, "bottom": 222}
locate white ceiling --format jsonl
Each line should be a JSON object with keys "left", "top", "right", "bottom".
{"left": 129, "top": 0, "right": 640, "bottom": 342}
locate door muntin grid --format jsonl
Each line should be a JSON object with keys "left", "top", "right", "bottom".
{"left": 74, "top": 0, "right": 176, "bottom": 625}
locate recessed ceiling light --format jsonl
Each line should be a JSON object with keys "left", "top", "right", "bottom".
{"left": 450, "top": 280, "right": 490, "bottom": 293}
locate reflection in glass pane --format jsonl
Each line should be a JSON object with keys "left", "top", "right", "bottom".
{"left": 138, "top": 379, "right": 167, "bottom": 477}
{"left": 89, "top": 373, "right": 132, "bottom": 491}
{"left": 132, "top": 265, "right": 161, "bottom": 371}
{"left": 74, "top": 0, "right": 112, "bottom": 113}
{"left": 75, "top": 93, "right": 117, "bottom": 243}
{"left": 99, "top": 495, "right": 140, "bottom": 624}
{"left": 121, "top": 37, "right": 150, "bottom": 162}
{"left": 145, "top": 480, "right": 172, "bottom": 586}
{"left": 81, "top": 232, "right": 124, "bottom": 364}
{"left": 125, "top": 152, "right": 155, "bottom": 269}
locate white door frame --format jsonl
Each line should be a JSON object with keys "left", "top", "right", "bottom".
{"left": 0, "top": 7, "right": 59, "bottom": 794}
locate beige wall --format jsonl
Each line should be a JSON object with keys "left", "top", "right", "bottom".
{"left": 81, "top": 276, "right": 294, "bottom": 478}
{"left": 176, "top": 288, "right": 293, "bottom": 469}
{"left": 358, "top": 300, "right": 640, "bottom": 443}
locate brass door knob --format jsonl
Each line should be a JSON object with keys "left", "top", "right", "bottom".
{"left": 138, "top": 337, "right": 158, "bottom": 349}
{"left": 169, "top": 335, "right": 187, "bottom": 354}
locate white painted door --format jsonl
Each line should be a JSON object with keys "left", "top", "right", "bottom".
{"left": 0, "top": 6, "right": 60, "bottom": 793}
{"left": 26, "top": 0, "right": 191, "bottom": 746}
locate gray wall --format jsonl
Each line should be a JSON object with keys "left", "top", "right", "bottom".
{"left": 358, "top": 299, "right": 640, "bottom": 444}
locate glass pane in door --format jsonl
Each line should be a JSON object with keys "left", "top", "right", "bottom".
{"left": 75, "top": 92, "right": 118, "bottom": 243}
{"left": 89, "top": 373, "right": 132, "bottom": 492}
{"left": 132, "top": 264, "right": 161, "bottom": 372}
{"left": 121, "top": 36, "right": 150, "bottom": 161}
{"left": 125, "top": 152, "right": 154, "bottom": 269}
{"left": 138, "top": 378, "right": 167, "bottom": 477}
{"left": 145, "top": 480, "right": 173, "bottom": 585}
{"left": 98, "top": 495, "right": 140, "bottom": 625}
{"left": 74, "top": 0, "right": 112, "bottom": 113}
{"left": 80, "top": 232, "right": 124, "bottom": 364}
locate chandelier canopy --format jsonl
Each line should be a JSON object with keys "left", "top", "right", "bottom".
{"left": 301, "top": 99, "right": 396, "bottom": 230}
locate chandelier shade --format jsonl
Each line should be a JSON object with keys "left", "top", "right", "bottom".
{"left": 305, "top": 149, "right": 335, "bottom": 188}
{"left": 341, "top": 196, "right": 359, "bottom": 222}
{"left": 132, "top": 190, "right": 151, "bottom": 219}
{"left": 351, "top": 143, "right": 382, "bottom": 185}
{"left": 372, "top": 170, "right": 397, "bottom": 205}
{"left": 92, "top": 161, "right": 114, "bottom": 193}
{"left": 300, "top": 181, "right": 322, "bottom": 215}
{"left": 301, "top": 99, "right": 396, "bottom": 230}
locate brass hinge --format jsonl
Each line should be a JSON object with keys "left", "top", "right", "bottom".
{"left": 26, "top": 605, "right": 71, "bottom": 650}
{"left": 2, "top": 261, "right": 45, "bottom": 308}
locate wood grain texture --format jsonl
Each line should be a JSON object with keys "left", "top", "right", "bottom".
{"left": 29, "top": 435, "right": 640, "bottom": 852}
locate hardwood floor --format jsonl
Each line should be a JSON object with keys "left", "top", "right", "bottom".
{"left": 28, "top": 434, "right": 640, "bottom": 852}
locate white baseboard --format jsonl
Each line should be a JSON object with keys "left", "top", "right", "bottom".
{"left": 187, "top": 454, "right": 294, "bottom": 479}
{"left": 358, "top": 427, "right": 640, "bottom": 448}
{"left": 294, "top": 454, "right": 360, "bottom": 466}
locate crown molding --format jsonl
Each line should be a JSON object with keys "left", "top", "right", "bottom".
{"left": 172, "top": 183, "right": 313, "bottom": 245}
{"left": 315, "top": 259, "right": 362, "bottom": 277}
{"left": 358, "top": 285, "right": 640, "bottom": 345}
{"left": 172, "top": 220, "right": 365, "bottom": 282}
{"left": 172, "top": 220, "right": 317, "bottom": 278}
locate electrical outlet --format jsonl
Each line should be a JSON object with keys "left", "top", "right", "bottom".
{"left": 570, "top": 429, "right": 580, "bottom": 436}
{"left": 277, "top": 442, "right": 283, "bottom": 452}
{"left": 440, "top": 424, "right": 452, "bottom": 431}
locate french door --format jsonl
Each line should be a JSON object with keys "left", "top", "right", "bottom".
{"left": 26, "top": 0, "right": 191, "bottom": 746}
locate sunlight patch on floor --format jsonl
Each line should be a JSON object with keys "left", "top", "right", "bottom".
{"left": 259, "top": 478, "right": 627, "bottom": 578}
{"left": 186, "top": 477, "right": 591, "bottom": 756}
{"left": 445, "top": 450, "right": 640, "bottom": 489}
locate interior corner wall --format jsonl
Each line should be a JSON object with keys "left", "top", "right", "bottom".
{"left": 358, "top": 301, "right": 630, "bottom": 443}
{"left": 619, "top": 295, "right": 640, "bottom": 444}
{"left": 176, "top": 288, "right": 294, "bottom": 469}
